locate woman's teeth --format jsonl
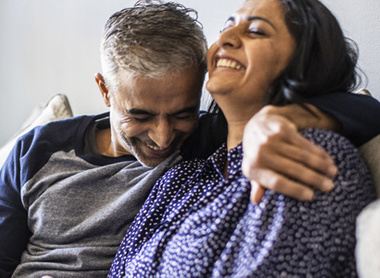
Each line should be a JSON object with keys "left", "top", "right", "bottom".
{"left": 216, "top": 58, "right": 244, "bottom": 70}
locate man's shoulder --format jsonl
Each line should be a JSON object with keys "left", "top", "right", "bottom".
{"left": 0, "top": 113, "right": 110, "bottom": 189}
{"left": 8, "top": 113, "right": 107, "bottom": 167}
{"left": 180, "top": 111, "right": 227, "bottom": 160}
{"left": 21, "top": 113, "right": 107, "bottom": 142}
{"left": 40, "top": 112, "right": 108, "bottom": 130}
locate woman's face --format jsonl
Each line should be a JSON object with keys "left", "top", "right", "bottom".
{"left": 206, "top": 0, "right": 296, "bottom": 107}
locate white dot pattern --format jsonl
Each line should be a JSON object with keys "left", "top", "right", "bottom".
{"left": 108, "top": 129, "right": 376, "bottom": 277}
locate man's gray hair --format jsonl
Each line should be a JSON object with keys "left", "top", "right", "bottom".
{"left": 100, "top": 0, "right": 208, "bottom": 91}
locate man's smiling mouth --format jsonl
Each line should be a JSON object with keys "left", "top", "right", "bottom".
{"left": 145, "top": 143, "right": 169, "bottom": 151}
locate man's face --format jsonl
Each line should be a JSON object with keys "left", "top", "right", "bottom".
{"left": 107, "top": 69, "right": 203, "bottom": 167}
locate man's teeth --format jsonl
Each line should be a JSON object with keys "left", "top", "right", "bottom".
{"left": 146, "top": 144, "right": 167, "bottom": 151}
{"left": 216, "top": 58, "right": 244, "bottom": 70}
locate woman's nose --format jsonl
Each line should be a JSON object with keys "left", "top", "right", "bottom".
{"left": 216, "top": 27, "right": 242, "bottom": 49}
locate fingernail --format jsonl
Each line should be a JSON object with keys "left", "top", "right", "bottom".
{"left": 303, "top": 190, "right": 314, "bottom": 201}
{"left": 328, "top": 165, "right": 338, "bottom": 177}
{"left": 322, "top": 179, "right": 334, "bottom": 191}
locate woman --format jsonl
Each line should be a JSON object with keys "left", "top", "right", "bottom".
{"left": 108, "top": 0, "right": 376, "bottom": 276}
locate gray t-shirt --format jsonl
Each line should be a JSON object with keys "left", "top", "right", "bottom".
{"left": 7, "top": 114, "right": 182, "bottom": 278}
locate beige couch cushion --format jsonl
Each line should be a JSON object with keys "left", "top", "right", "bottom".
{"left": 356, "top": 134, "right": 380, "bottom": 278}
{"left": 359, "top": 134, "right": 380, "bottom": 196}
{"left": 356, "top": 199, "right": 380, "bottom": 277}
{"left": 0, "top": 94, "right": 73, "bottom": 168}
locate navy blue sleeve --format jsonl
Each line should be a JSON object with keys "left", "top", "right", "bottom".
{"left": 0, "top": 135, "right": 33, "bottom": 277}
{"left": 307, "top": 92, "right": 380, "bottom": 146}
{"left": 180, "top": 112, "right": 227, "bottom": 160}
{"left": 181, "top": 92, "right": 380, "bottom": 158}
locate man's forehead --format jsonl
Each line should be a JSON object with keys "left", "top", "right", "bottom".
{"left": 118, "top": 69, "right": 203, "bottom": 98}
{"left": 114, "top": 74, "right": 199, "bottom": 115}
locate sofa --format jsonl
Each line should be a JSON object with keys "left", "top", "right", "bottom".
{"left": 0, "top": 93, "right": 379, "bottom": 277}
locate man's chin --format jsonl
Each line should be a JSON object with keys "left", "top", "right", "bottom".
{"left": 128, "top": 138, "right": 184, "bottom": 167}
{"left": 134, "top": 143, "right": 178, "bottom": 167}
{"left": 136, "top": 155, "right": 166, "bottom": 168}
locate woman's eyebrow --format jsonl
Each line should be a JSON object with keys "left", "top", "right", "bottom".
{"left": 226, "top": 16, "right": 236, "bottom": 22}
{"left": 247, "top": 16, "right": 276, "bottom": 30}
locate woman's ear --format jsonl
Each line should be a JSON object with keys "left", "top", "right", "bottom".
{"left": 94, "top": 73, "right": 111, "bottom": 107}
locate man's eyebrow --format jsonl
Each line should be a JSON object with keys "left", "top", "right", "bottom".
{"left": 125, "top": 106, "right": 199, "bottom": 116}
{"left": 170, "top": 106, "right": 199, "bottom": 116}
{"left": 247, "top": 16, "right": 276, "bottom": 30}
{"left": 126, "top": 108, "right": 153, "bottom": 115}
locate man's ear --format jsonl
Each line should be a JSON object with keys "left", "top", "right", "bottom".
{"left": 95, "top": 73, "right": 111, "bottom": 107}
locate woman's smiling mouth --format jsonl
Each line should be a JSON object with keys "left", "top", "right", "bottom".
{"left": 215, "top": 57, "right": 246, "bottom": 70}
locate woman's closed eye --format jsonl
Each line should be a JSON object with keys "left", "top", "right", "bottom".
{"left": 248, "top": 28, "right": 266, "bottom": 37}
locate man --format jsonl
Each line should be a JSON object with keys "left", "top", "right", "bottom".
{"left": 0, "top": 1, "right": 379, "bottom": 277}
{"left": 0, "top": 3, "right": 207, "bottom": 277}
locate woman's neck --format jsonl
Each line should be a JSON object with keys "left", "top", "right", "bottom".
{"left": 220, "top": 102, "right": 263, "bottom": 151}
{"left": 222, "top": 120, "right": 249, "bottom": 178}
{"left": 226, "top": 120, "right": 247, "bottom": 151}
{"left": 212, "top": 91, "right": 264, "bottom": 176}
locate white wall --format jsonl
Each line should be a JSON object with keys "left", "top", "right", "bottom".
{"left": 0, "top": 0, "right": 379, "bottom": 145}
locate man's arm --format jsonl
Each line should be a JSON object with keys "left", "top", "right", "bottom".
{"left": 307, "top": 91, "right": 380, "bottom": 146}
{"left": 242, "top": 104, "right": 338, "bottom": 203}
{"left": 243, "top": 92, "right": 380, "bottom": 203}
{"left": 0, "top": 144, "right": 31, "bottom": 276}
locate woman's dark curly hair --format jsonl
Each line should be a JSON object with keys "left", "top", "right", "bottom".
{"left": 266, "top": 0, "right": 362, "bottom": 105}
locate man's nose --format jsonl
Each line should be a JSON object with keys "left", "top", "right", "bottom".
{"left": 148, "top": 120, "right": 174, "bottom": 149}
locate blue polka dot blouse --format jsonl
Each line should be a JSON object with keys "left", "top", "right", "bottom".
{"left": 108, "top": 129, "right": 376, "bottom": 277}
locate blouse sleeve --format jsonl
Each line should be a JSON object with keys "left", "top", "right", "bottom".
{"left": 215, "top": 129, "right": 376, "bottom": 277}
